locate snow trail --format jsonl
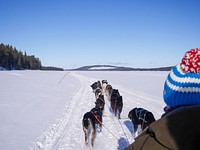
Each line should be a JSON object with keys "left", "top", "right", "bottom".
{"left": 27, "top": 71, "right": 166, "bottom": 150}
{"left": 32, "top": 72, "right": 137, "bottom": 150}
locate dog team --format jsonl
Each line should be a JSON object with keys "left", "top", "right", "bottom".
{"left": 82, "top": 80, "right": 156, "bottom": 147}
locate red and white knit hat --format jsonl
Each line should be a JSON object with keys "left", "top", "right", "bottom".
{"left": 163, "top": 48, "right": 200, "bottom": 107}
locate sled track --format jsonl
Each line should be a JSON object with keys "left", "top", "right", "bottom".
{"left": 51, "top": 83, "right": 86, "bottom": 150}
{"left": 99, "top": 95, "right": 134, "bottom": 149}
{"left": 52, "top": 73, "right": 95, "bottom": 150}
{"left": 32, "top": 73, "right": 96, "bottom": 150}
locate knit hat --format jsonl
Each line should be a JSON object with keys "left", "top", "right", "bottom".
{"left": 163, "top": 48, "right": 200, "bottom": 107}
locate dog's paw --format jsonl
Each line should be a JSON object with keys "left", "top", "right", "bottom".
{"left": 91, "top": 140, "right": 94, "bottom": 147}
{"left": 85, "top": 141, "right": 89, "bottom": 145}
{"left": 97, "top": 128, "right": 101, "bottom": 133}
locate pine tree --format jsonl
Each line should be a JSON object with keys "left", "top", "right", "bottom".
{"left": 0, "top": 43, "right": 42, "bottom": 70}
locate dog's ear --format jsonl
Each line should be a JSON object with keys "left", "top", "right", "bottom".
{"left": 128, "top": 111, "right": 131, "bottom": 119}
{"left": 133, "top": 108, "right": 137, "bottom": 113}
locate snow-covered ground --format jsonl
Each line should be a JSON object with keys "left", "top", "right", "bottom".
{"left": 0, "top": 70, "right": 169, "bottom": 150}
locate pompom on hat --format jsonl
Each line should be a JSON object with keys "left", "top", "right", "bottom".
{"left": 181, "top": 48, "right": 200, "bottom": 73}
{"left": 163, "top": 48, "right": 200, "bottom": 107}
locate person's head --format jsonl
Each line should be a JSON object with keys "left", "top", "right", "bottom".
{"left": 163, "top": 48, "right": 200, "bottom": 108}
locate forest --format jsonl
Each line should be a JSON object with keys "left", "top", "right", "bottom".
{"left": 0, "top": 43, "right": 42, "bottom": 70}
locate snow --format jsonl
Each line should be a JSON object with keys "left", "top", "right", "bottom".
{"left": 0, "top": 67, "right": 6, "bottom": 70}
{"left": 0, "top": 70, "right": 169, "bottom": 150}
{"left": 88, "top": 67, "right": 116, "bottom": 70}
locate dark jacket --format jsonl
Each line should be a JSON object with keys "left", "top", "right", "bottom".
{"left": 124, "top": 105, "right": 200, "bottom": 150}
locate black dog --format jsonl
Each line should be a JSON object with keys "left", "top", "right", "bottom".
{"left": 91, "top": 82, "right": 98, "bottom": 91}
{"left": 91, "top": 81, "right": 102, "bottom": 92}
{"left": 110, "top": 89, "right": 123, "bottom": 119}
{"left": 128, "top": 107, "right": 155, "bottom": 135}
{"left": 82, "top": 106, "right": 103, "bottom": 146}
{"left": 102, "top": 80, "right": 108, "bottom": 84}
{"left": 95, "top": 94, "right": 105, "bottom": 110}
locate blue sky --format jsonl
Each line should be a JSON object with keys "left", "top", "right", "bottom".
{"left": 1, "top": 0, "right": 200, "bottom": 69}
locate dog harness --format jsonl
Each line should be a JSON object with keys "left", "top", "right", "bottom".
{"left": 92, "top": 111, "right": 102, "bottom": 125}
{"left": 135, "top": 108, "right": 148, "bottom": 123}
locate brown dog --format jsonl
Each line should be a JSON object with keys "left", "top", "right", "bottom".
{"left": 82, "top": 107, "right": 103, "bottom": 146}
{"left": 95, "top": 88, "right": 102, "bottom": 99}
{"left": 105, "top": 84, "right": 113, "bottom": 100}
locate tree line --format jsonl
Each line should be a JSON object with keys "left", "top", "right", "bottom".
{"left": 0, "top": 43, "right": 42, "bottom": 70}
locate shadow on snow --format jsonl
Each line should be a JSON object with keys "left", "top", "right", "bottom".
{"left": 117, "top": 137, "right": 129, "bottom": 150}
{"left": 124, "top": 120, "right": 134, "bottom": 135}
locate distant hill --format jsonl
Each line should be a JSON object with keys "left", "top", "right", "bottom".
{"left": 67, "top": 65, "right": 173, "bottom": 71}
